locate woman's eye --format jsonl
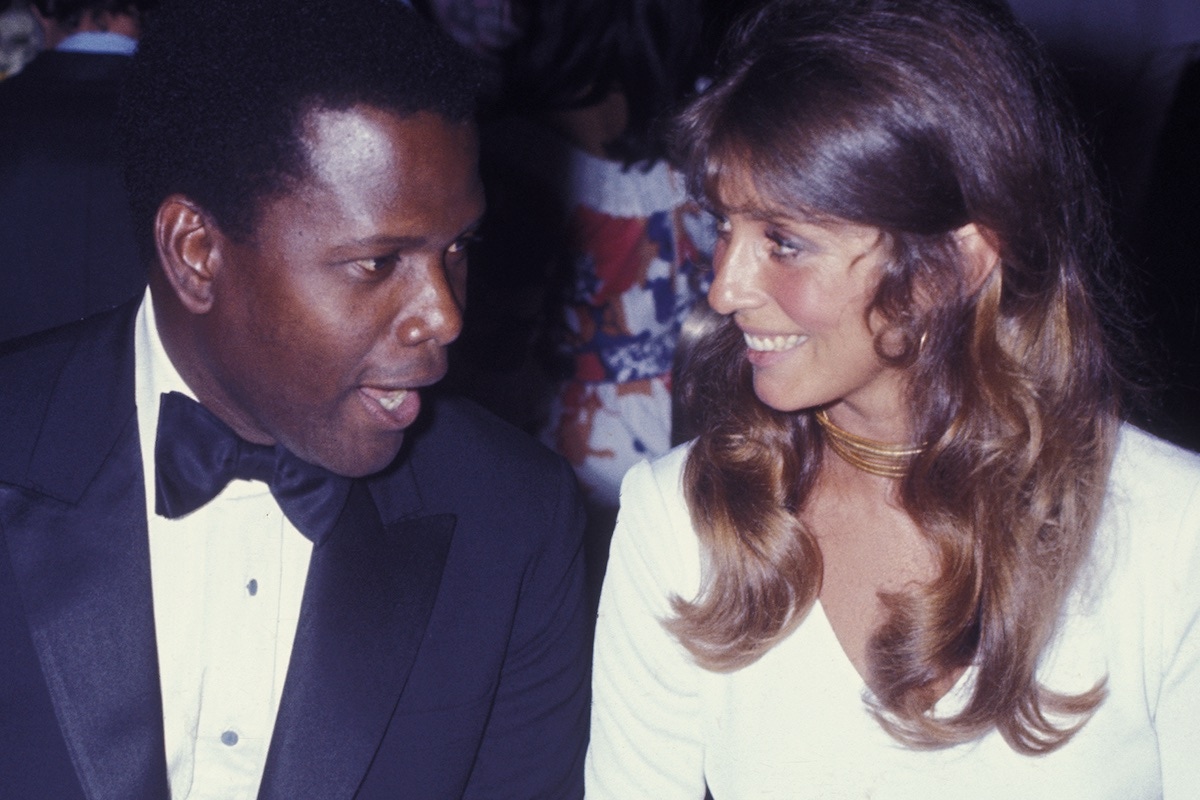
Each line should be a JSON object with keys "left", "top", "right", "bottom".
{"left": 714, "top": 215, "right": 732, "bottom": 236}
{"left": 767, "top": 231, "right": 801, "bottom": 258}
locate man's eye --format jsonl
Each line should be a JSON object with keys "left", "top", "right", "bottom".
{"left": 353, "top": 255, "right": 395, "bottom": 273}
{"left": 447, "top": 233, "right": 480, "bottom": 255}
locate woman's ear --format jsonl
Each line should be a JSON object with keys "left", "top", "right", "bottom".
{"left": 154, "top": 195, "right": 221, "bottom": 314}
{"left": 953, "top": 222, "right": 1001, "bottom": 295}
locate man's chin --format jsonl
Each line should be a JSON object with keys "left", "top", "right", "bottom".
{"left": 298, "top": 432, "right": 407, "bottom": 479}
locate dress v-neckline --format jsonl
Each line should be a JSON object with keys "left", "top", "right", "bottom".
{"left": 810, "top": 598, "right": 978, "bottom": 715}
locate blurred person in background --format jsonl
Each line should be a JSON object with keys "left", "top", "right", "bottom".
{"left": 454, "top": 0, "right": 715, "bottom": 604}
{"left": 0, "top": 1, "right": 41, "bottom": 79}
{"left": 0, "top": 0, "right": 155, "bottom": 342}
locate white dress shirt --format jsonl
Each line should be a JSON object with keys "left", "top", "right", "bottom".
{"left": 134, "top": 292, "right": 312, "bottom": 799}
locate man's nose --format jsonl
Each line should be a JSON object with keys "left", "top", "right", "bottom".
{"left": 394, "top": 258, "right": 464, "bottom": 347}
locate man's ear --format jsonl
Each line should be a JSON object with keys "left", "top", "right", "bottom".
{"left": 953, "top": 222, "right": 1001, "bottom": 296}
{"left": 155, "top": 195, "right": 222, "bottom": 314}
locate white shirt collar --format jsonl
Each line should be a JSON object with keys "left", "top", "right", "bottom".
{"left": 134, "top": 289, "right": 273, "bottom": 510}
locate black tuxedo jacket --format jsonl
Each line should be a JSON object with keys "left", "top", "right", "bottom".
{"left": 0, "top": 50, "right": 146, "bottom": 342}
{"left": 0, "top": 303, "right": 590, "bottom": 799}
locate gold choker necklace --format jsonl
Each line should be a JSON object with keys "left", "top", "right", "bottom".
{"left": 814, "top": 409, "right": 924, "bottom": 478}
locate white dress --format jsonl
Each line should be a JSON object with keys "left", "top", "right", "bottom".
{"left": 586, "top": 426, "right": 1200, "bottom": 799}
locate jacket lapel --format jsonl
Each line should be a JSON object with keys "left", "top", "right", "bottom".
{"left": 257, "top": 478, "right": 455, "bottom": 800}
{"left": 0, "top": 305, "right": 169, "bottom": 800}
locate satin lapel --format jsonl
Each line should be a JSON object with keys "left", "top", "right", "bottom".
{"left": 257, "top": 480, "right": 455, "bottom": 800}
{"left": 1, "top": 306, "right": 168, "bottom": 800}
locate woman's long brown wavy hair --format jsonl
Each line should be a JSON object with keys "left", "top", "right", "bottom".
{"left": 668, "top": 0, "right": 1130, "bottom": 753}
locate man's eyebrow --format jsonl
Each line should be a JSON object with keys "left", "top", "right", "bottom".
{"left": 325, "top": 218, "right": 485, "bottom": 257}
{"left": 459, "top": 213, "right": 485, "bottom": 234}
{"left": 326, "top": 235, "right": 429, "bottom": 257}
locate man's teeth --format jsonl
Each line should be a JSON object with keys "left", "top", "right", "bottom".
{"left": 744, "top": 333, "right": 805, "bottom": 352}
{"left": 377, "top": 390, "right": 408, "bottom": 411}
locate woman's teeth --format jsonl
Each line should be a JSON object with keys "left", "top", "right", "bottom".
{"left": 744, "top": 333, "right": 805, "bottom": 352}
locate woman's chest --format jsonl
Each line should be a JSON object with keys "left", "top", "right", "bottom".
{"left": 700, "top": 603, "right": 1159, "bottom": 800}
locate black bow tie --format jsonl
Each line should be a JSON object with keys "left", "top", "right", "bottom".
{"left": 154, "top": 391, "right": 351, "bottom": 545}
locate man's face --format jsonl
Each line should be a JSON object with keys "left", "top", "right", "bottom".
{"left": 197, "top": 105, "right": 484, "bottom": 476}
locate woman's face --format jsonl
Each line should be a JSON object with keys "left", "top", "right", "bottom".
{"left": 706, "top": 166, "right": 909, "bottom": 435}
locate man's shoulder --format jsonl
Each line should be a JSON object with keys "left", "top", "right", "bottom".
{"left": 375, "top": 393, "right": 582, "bottom": 531}
{"left": 0, "top": 305, "right": 138, "bottom": 483}
{"left": 0, "top": 302, "right": 136, "bottom": 379}
{"left": 407, "top": 393, "right": 569, "bottom": 478}
{"left": 0, "top": 319, "right": 90, "bottom": 433}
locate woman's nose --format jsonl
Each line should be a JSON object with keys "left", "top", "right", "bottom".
{"left": 707, "top": 230, "right": 763, "bottom": 316}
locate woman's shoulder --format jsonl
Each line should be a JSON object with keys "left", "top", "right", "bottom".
{"left": 621, "top": 441, "right": 695, "bottom": 526}
{"left": 611, "top": 442, "right": 703, "bottom": 597}
{"left": 1098, "top": 424, "right": 1200, "bottom": 594}
{"left": 638, "top": 438, "right": 694, "bottom": 479}
{"left": 1109, "top": 424, "right": 1200, "bottom": 508}
{"left": 1089, "top": 428, "right": 1200, "bottom": 745}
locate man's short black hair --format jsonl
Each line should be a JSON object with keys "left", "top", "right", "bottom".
{"left": 119, "top": 0, "right": 485, "bottom": 260}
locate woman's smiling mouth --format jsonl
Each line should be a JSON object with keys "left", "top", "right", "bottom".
{"left": 743, "top": 333, "right": 807, "bottom": 352}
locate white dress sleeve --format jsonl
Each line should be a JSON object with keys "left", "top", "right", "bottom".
{"left": 586, "top": 452, "right": 708, "bottom": 799}
{"left": 1154, "top": 461, "right": 1200, "bottom": 798}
